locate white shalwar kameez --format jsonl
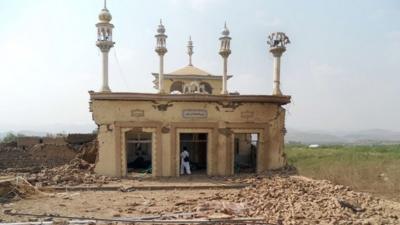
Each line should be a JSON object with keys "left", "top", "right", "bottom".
{"left": 180, "top": 150, "right": 191, "bottom": 175}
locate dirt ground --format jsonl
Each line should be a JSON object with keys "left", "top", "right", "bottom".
{"left": 1, "top": 189, "right": 237, "bottom": 221}
{"left": 1, "top": 157, "right": 400, "bottom": 224}
{"left": 0, "top": 176, "right": 239, "bottom": 222}
{"left": 2, "top": 175, "right": 400, "bottom": 224}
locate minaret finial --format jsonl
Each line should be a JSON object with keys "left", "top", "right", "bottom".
{"left": 96, "top": 0, "right": 114, "bottom": 92}
{"left": 155, "top": 21, "right": 168, "bottom": 93}
{"left": 268, "top": 32, "right": 290, "bottom": 96}
{"left": 219, "top": 23, "right": 232, "bottom": 95}
{"left": 187, "top": 35, "right": 194, "bottom": 66}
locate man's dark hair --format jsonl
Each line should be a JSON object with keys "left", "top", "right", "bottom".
{"left": 183, "top": 146, "right": 187, "bottom": 151}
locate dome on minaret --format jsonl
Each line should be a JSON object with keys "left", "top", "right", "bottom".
{"left": 99, "top": 8, "right": 112, "bottom": 23}
{"left": 222, "top": 22, "right": 230, "bottom": 36}
{"left": 157, "top": 20, "right": 166, "bottom": 34}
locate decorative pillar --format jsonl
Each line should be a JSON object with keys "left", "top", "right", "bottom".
{"left": 267, "top": 32, "right": 290, "bottom": 96}
{"left": 187, "top": 36, "right": 194, "bottom": 66}
{"left": 155, "top": 20, "right": 168, "bottom": 94}
{"left": 96, "top": 0, "right": 114, "bottom": 92}
{"left": 219, "top": 23, "right": 231, "bottom": 95}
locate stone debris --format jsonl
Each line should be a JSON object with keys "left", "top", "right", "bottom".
{"left": 76, "top": 141, "right": 98, "bottom": 164}
{"left": 0, "top": 138, "right": 106, "bottom": 188}
{"left": 24, "top": 158, "right": 118, "bottom": 186}
{"left": 183, "top": 175, "right": 400, "bottom": 225}
{"left": 1, "top": 158, "right": 117, "bottom": 187}
{"left": 1, "top": 148, "right": 399, "bottom": 224}
{"left": 195, "top": 201, "right": 247, "bottom": 216}
{"left": 0, "top": 176, "right": 44, "bottom": 202}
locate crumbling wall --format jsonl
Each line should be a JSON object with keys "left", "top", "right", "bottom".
{"left": 92, "top": 99, "right": 288, "bottom": 177}
{"left": 16, "top": 137, "right": 42, "bottom": 149}
{"left": 66, "top": 134, "right": 96, "bottom": 145}
{"left": 42, "top": 137, "right": 66, "bottom": 145}
{"left": 0, "top": 144, "right": 78, "bottom": 169}
{"left": 16, "top": 137, "right": 67, "bottom": 149}
{"left": 76, "top": 140, "right": 98, "bottom": 164}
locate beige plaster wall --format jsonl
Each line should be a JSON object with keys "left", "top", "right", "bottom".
{"left": 92, "top": 99, "right": 287, "bottom": 177}
{"left": 265, "top": 106, "right": 286, "bottom": 169}
{"left": 94, "top": 124, "right": 119, "bottom": 176}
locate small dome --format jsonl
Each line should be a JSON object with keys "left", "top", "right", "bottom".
{"left": 222, "top": 23, "right": 230, "bottom": 36}
{"left": 98, "top": 8, "right": 112, "bottom": 22}
{"left": 188, "top": 36, "right": 193, "bottom": 46}
{"left": 157, "top": 23, "right": 165, "bottom": 34}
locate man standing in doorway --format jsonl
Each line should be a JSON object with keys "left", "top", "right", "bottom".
{"left": 180, "top": 146, "right": 191, "bottom": 175}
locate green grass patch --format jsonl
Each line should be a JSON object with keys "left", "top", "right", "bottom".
{"left": 285, "top": 144, "right": 400, "bottom": 201}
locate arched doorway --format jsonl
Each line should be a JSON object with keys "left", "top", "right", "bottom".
{"left": 199, "top": 82, "right": 212, "bottom": 94}
{"left": 170, "top": 81, "right": 184, "bottom": 94}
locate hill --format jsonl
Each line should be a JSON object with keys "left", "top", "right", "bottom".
{"left": 286, "top": 129, "right": 400, "bottom": 145}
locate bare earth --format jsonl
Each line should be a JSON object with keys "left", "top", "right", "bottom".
{"left": 1, "top": 174, "right": 400, "bottom": 225}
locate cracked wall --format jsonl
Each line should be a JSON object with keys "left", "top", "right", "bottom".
{"left": 92, "top": 99, "right": 287, "bottom": 177}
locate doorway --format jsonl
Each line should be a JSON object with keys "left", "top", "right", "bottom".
{"left": 179, "top": 133, "right": 208, "bottom": 174}
{"left": 125, "top": 131, "right": 152, "bottom": 173}
{"left": 234, "top": 133, "right": 258, "bottom": 173}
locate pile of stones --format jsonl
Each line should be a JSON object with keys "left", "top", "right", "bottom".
{"left": 23, "top": 158, "right": 118, "bottom": 186}
{"left": 193, "top": 175, "right": 400, "bottom": 224}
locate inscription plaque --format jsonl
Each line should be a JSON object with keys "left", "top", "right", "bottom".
{"left": 241, "top": 111, "right": 254, "bottom": 119}
{"left": 131, "top": 109, "right": 144, "bottom": 117}
{"left": 182, "top": 109, "right": 208, "bottom": 118}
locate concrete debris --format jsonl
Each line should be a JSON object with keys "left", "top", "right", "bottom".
{"left": 1, "top": 144, "right": 399, "bottom": 224}
{"left": 0, "top": 140, "right": 111, "bottom": 187}
{"left": 195, "top": 201, "right": 247, "bottom": 216}
{"left": 76, "top": 141, "right": 98, "bottom": 164}
{"left": 0, "top": 177, "right": 43, "bottom": 203}
{"left": 24, "top": 158, "right": 118, "bottom": 186}
{"left": 186, "top": 175, "right": 400, "bottom": 225}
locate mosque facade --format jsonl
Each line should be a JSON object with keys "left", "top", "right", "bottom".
{"left": 90, "top": 2, "right": 291, "bottom": 177}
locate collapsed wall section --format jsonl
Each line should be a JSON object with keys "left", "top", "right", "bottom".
{"left": 0, "top": 144, "right": 77, "bottom": 169}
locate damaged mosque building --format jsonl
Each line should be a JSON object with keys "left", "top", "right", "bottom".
{"left": 89, "top": 3, "right": 291, "bottom": 177}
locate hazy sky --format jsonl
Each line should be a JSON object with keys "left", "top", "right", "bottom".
{"left": 0, "top": 0, "right": 399, "bottom": 133}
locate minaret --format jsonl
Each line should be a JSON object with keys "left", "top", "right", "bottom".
{"left": 96, "top": 0, "right": 114, "bottom": 92}
{"left": 155, "top": 20, "right": 168, "bottom": 94}
{"left": 219, "top": 23, "right": 231, "bottom": 95}
{"left": 187, "top": 36, "right": 194, "bottom": 66}
{"left": 267, "top": 32, "right": 290, "bottom": 96}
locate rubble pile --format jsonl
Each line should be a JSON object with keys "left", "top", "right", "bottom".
{"left": 25, "top": 158, "right": 118, "bottom": 186}
{"left": 191, "top": 175, "right": 400, "bottom": 224}
{"left": 76, "top": 140, "right": 98, "bottom": 164}
{"left": 0, "top": 177, "right": 42, "bottom": 203}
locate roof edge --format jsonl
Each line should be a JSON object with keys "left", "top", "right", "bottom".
{"left": 89, "top": 91, "right": 291, "bottom": 105}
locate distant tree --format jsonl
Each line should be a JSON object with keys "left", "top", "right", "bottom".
{"left": 2, "top": 132, "right": 17, "bottom": 143}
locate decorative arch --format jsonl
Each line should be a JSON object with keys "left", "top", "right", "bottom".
{"left": 200, "top": 82, "right": 213, "bottom": 94}
{"left": 170, "top": 81, "right": 184, "bottom": 94}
